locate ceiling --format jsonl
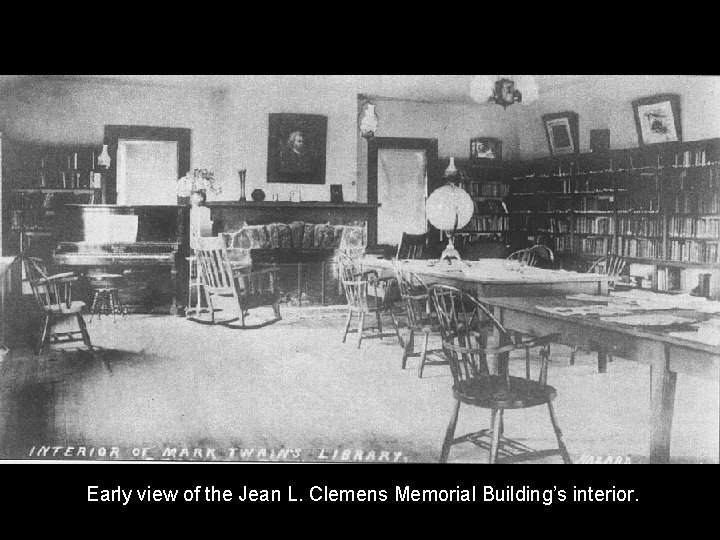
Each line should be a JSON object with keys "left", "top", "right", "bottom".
{"left": 0, "top": 75, "right": 713, "bottom": 104}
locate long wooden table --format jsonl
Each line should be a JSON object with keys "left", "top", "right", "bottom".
{"left": 480, "top": 295, "right": 720, "bottom": 464}
{"left": 362, "top": 257, "right": 611, "bottom": 297}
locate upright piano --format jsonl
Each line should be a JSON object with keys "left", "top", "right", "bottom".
{"left": 53, "top": 205, "right": 189, "bottom": 314}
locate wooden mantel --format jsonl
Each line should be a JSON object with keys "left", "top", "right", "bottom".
{"left": 207, "top": 201, "right": 381, "bottom": 245}
{"left": 207, "top": 201, "right": 379, "bottom": 209}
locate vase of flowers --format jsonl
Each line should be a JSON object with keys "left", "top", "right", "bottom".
{"left": 177, "top": 169, "right": 221, "bottom": 205}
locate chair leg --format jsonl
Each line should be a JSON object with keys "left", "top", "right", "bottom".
{"left": 239, "top": 303, "right": 246, "bottom": 327}
{"left": 342, "top": 310, "right": 353, "bottom": 343}
{"left": 389, "top": 309, "right": 404, "bottom": 349}
{"left": 597, "top": 351, "right": 608, "bottom": 373}
{"left": 89, "top": 291, "right": 99, "bottom": 323}
{"left": 357, "top": 311, "right": 366, "bottom": 349}
{"left": 375, "top": 309, "right": 383, "bottom": 339}
{"left": 525, "top": 347, "right": 531, "bottom": 379}
{"left": 547, "top": 402, "right": 572, "bottom": 464}
{"left": 417, "top": 332, "right": 429, "bottom": 378}
{"left": 76, "top": 313, "right": 94, "bottom": 360}
{"left": 439, "top": 399, "right": 461, "bottom": 463}
{"left": 37, "top": 314, "right": 51, "bottom": 355}
{"left": 401, "top": 329, "right": 415, "bottom": 369}
{"left": 489, "top": 408, "right": 503, "bottom": 464}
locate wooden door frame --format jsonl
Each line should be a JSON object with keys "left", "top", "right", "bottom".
{"left": 367, "top": 137, "right": 438, "bottom": 247}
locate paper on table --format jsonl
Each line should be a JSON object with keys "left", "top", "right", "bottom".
{"left": 610, "top": 290, "right": 720, "bottom": 313}
{"left": 668, "top": 319, "right": 720, "bottom": 346}
{"left": 536, "top": 305, "right": 633, "bottom": 317}
{"left": 599, "top": 313, "right": 698, "bottom": 326}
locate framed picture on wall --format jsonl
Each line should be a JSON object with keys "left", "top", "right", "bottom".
{"left": 470, "top": 137, "right": 502, "bottom": 161}
{"left": 542, "top": 111, "right": 580, "bottom": 155}
{"left": 632, "top": 94, "right": 682, "bottom": 146}
{"left": 267, "top": 113, "right": 328, "bottom": 184}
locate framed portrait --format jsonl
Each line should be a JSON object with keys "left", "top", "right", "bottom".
{"left": 632, "top": 94, "right": 682, "bottom": 146}
{"left": 542, "top": 111, "right": 579, "bottom": 155}
{"left": 470, "top": 137, "right": 502, "bottom": 161}
{"left": 267, "top": 113, "right": 327, "bottom": 184}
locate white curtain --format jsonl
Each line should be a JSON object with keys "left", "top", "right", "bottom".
{"left": 377, "top": 149, "right": 427, "bottom": 246}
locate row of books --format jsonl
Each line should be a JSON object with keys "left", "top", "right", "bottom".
{"left": 581, "top": 236, "right": 613, "bottom": 256}
{"left": 574, "top": 176, "right": 614, "bottom": 193}
{"left": 615, "top": 194, "right": 661, "bottom": 212}
{"left": 576, "top": 216, "right": 614, "bottom": 235}
{"left": 509, "top": 215, "right": 570, "bottom": 233}
{"left": 37, "top": 149, "right": 100, "bottom": 171}
{"left": 656, "top": 267, "right": 682, "bottom": 292}
{"left": 509, "top": 177, "right": 569, "bottom": 194}
{"left": 463, "top": 216, "right": 509, "bottom": 232}
{"left": 473, "top": 199, "right": 507, "bottom": 215}
{"left": 668, "top": 217, "right": 720, "bottom": 239}
{"left": 576, "top": 196, "right": 614, "bottom": 213}
{"left": 458, "top": 182, "right": 509, "bottom": 197}
{"left": 671, "top": 193, "right": 720, "bottom": 214}
{"left": 617, "top": 238, "right": 661, "bottom": 259}
{"left": 665, "top": 166, "right": 720, "bottom": 191}
{"left": 35, "top": 171, "right": 103, "bottom": 189}
{"left": 617, "top": 218, "right": 662, "bottom": 238}
{"left": 667, "top": 240, "right": 719, "bottom": 264}
{"left": 508, "top": 197, "right": 572, "bottom": 213}
{"left": 553, "top": 235, "right": 572, "bottom": 252}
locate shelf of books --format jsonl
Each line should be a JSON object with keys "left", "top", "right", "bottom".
{"left": 445, "top": 159, "right": 510, "bottom": 247}
{"left": 506, "top": 138, "right": 720, "bottom": 298}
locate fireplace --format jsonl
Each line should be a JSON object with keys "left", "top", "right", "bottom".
{"left": 207, "top": 201, "right": 379, "bottom": 307}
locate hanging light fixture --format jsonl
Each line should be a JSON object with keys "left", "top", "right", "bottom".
{"left": 470, "top": 75, "right": 539, "bottom": 108}
{"left": 358, "top": 99, "right": 379, "bottom": 139}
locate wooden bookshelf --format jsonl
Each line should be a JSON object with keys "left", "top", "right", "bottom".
{"left": 438, "top": 158, "right": 510, "bottom": 247}
{"left": 506, "top": 138, "right": 720, "bottom": 298}
{"left": 1, "top": 137, "right": 102, "bottom": 257}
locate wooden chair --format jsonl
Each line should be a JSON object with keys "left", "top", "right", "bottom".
{"left": 338, "top": 251, "right": 402, "bottom": 348}
{"left": 396, "top": 232, "right": 428, "bottom": 260}
{"left": 23, "top": 256, "right": 94, "bottom": 358}
{"left": 429, "top": 285, "right": 571, "bottom": 464}
{"left": 505, "top": 244, "right": 555, "bottom": 268}
{"left": 195, "top": 235, "right": 281, "bottom": 328}
{"left": 505, "top": 248, "right": 538, "bottom": 267}
{"left": 393, "top": 260, "right": 447, "bottom": 377}
{"left": 570, "top": 255, "right": 628, "bottom": 368}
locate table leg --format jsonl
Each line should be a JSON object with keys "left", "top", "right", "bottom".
{"left": 648, "top": 343, "right": 676, "bottom": 464}
{"left": 170, "top": 265, "right": 179, "bottom": 316}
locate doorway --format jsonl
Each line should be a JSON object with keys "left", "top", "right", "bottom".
{"left": 103, "top": 126, "right": 191, "bottom": 205}
{"left": 367, "top": 137, "right": 438, "bottom": 248}
{"left": 116, "top": 140, "right": 179, "bottom": 205}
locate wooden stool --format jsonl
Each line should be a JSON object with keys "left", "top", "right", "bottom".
{"left": 89, "top": 273, "right": 127, "bottom": 322}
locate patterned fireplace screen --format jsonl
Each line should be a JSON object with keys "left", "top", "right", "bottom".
{"left": 219, "top": 221, "right": 366, "bottom": 306}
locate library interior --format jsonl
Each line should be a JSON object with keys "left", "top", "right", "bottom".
{"left": 0, "top": 75, "right": 717, "bottom": 464}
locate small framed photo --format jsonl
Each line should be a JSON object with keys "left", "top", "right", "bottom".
{"left": 470, "top": 137, "right": 502, "bottom": 161}
{"left": 632, "top": 93, "right": 682, "bottom": 146}
{"left": 330, "top": 184, "right": 344, "bottom": 203}
{"left": 542, "top": 111, "right": 579, "bottom": 155}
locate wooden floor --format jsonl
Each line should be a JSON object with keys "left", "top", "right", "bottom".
{"left": 0, "top": 308, "right": 717, "bottom": 463}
